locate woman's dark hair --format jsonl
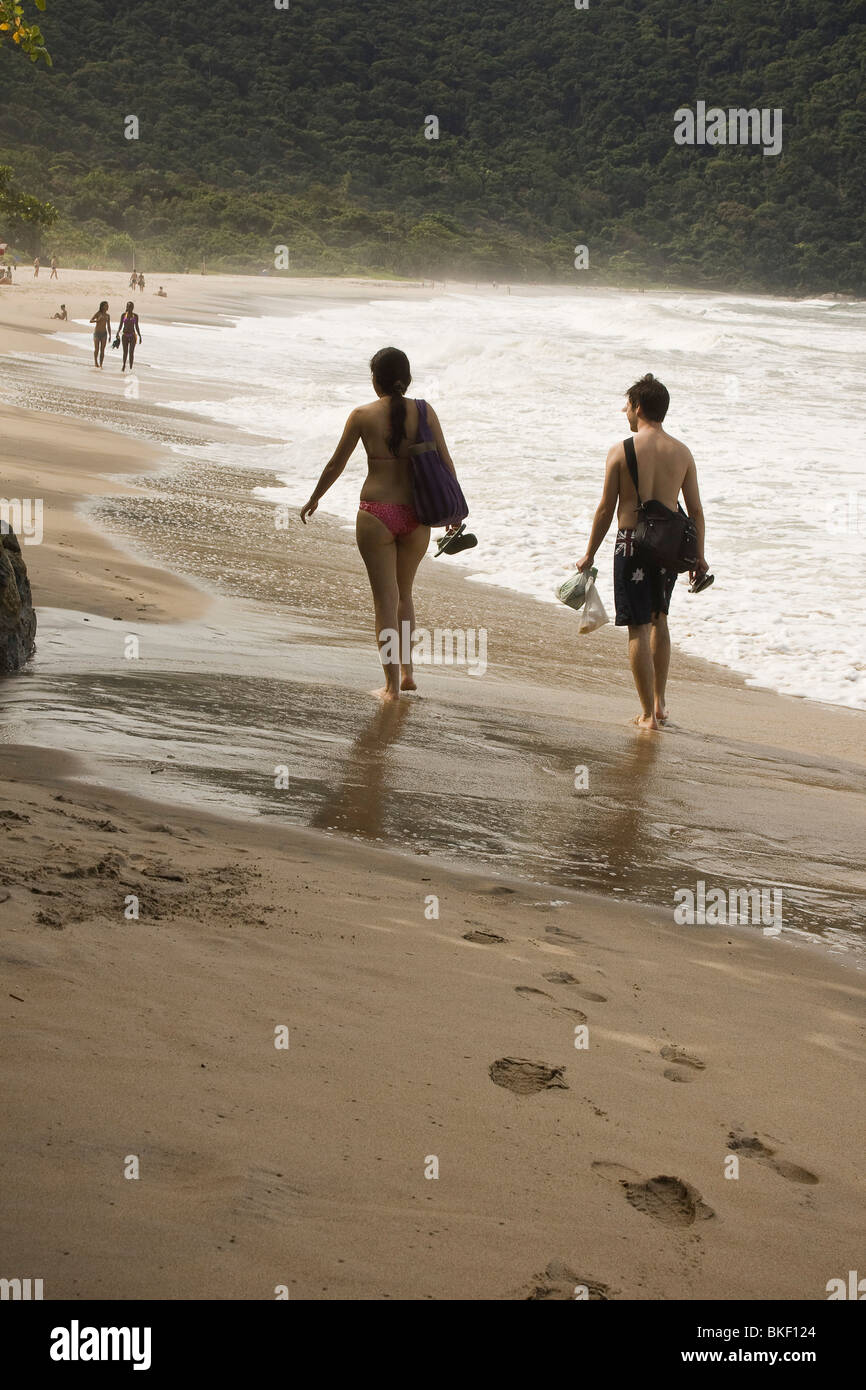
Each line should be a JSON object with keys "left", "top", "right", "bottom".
{"left": 370, "top": 347, "right": 411, "bottom": 456}
{"left": 626, "top": 372, "right": 670, "bottom": 423}
{"left": 98, "top": 300, "right": 108, "bottom": 312}
{"left": 126, "top": 301, "right": 134, "bottom": 311}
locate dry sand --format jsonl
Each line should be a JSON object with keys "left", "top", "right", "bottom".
{"left": 1, "top": 270, "right": 864, "bottom": 1300}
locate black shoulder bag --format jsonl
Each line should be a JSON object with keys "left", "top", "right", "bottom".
{"left": 623, "top": 436, "right": 698, "bottom": 574}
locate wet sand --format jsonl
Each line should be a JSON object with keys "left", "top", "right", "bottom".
{"left": 1, "top": 271, "right": 864, "bottom": 1300}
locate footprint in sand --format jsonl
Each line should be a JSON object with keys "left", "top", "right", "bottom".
{"left": 522, "top": 1260, "right": 612, "bottom": 1301}
{"left": 514, "top": 986, "right": 588, "bottom": 1023}
{"left": 660, "top": 1044, "right": 706, "bottom": 1083}
{"left": 463, "top": 929, "right": 506, "bottom": 945}
{"left": 544, "top": 925, "right": 584, "bottom": 943}
{"left": 489, "top": 1057, "right": 568, "bottom": 1095}
{"left": 727, "top": 1129, "right": 818, "bottom": 1185}
{"left": 35, "top": 909, "right": 64, "bottom": 930}
{"left": 542, "top": 970, "right": 607, "bottom": 1003}
{"left": 623, "top": 1175, "right": 715, "bottom": 1228}
{"left": 592, "top": 1162, "right": 715, "bottom": 1227}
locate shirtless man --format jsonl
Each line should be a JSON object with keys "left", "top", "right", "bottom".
{"left": 576, "top": 374, "right": 708, "bottom": 731}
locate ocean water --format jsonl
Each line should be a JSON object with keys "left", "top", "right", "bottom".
{"left": 61, "top": 287, "right": 866, "bottom": 708}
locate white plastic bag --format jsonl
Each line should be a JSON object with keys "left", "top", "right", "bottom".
{"left": 578, "top": 573, "right": 610, "bottom": 634}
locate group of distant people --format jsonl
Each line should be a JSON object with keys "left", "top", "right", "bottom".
{"left": 1, "top": 256, "right": 169, "bottom": 304}
{"left": 127, "top": 271, "right": 166, "bottom": 297}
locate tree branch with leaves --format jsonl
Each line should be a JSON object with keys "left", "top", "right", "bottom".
{"left": 0, "top": 0, "right": 51, "bottom": 65}
{"left": 0, "top": 165, "right": 58, "bottom": 254}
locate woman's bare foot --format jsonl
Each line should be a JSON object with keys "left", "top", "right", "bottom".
{"left": 400, "top": 669, "right": 417, "bottom": 692}
{"left": 632, "top": 712, "right": 660, "bottom": 731}
{"left": 654, "top": 703, "right": 668, "bottom": 725}
{"left": 371, "top": 685, "right": 402, "bottom": 703}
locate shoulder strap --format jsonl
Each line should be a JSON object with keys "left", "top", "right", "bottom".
{"left": 415, "top": 398, "right": 433, "bottom": 440}
{"left": 623, "top": 436, "right": 642, "bottom": 506}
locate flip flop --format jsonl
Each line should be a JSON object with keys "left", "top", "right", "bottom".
{"left": 689, "top": 572, "right": 715, "bottom": 594}
{"left": 435, "top": 524, "right": 478, "bottom": 557}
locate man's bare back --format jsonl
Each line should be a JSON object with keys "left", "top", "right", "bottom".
{"left": 613, "top": 426, "right": 698, "bottom": 530}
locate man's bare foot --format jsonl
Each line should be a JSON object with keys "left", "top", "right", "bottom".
{"left": 632, "top": 713, "right": 660, "bottom": 731}
{"left": 400, "top": 670, "right": 417, "bottom": 692}
{"left": 371, "top": 685, "right": 402, "bottom": 703}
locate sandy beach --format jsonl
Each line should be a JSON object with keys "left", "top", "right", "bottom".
{"left": 1, "top": 270, "right": 864, "bottom": 1301}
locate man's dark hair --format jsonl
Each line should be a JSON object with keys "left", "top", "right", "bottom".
{"left": 627, "top": 373, "right": 670, "bottom": 423}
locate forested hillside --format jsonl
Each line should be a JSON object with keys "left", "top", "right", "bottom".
{"left": 1, "top": 0, "right": 864, "bottom": 291}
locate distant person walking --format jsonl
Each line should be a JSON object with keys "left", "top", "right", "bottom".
{"left": 576, "top": 374, "right": 708, "bottom": 731}
{"left": 33, "top": 257, "right": 40, "bottom": 278}
{"left": 129, "top": 270, "right": 138, "bottom": 290}
{"left": 90, "top": 300, "right": 111, "bottom": 368}
{"left": 49, "top": 256, "right": 58, "bottom": 280}
{"left": 117, "top": 301, "right": 142, "bottom": 371}
{"left": 137, "top": 272, "right": 146, "bottom": 292}
{"left": 301, "top": 347, "right": 462, "bottom": 701}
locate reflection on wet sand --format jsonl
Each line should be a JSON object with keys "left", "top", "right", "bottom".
{"left": 2, "top": 613, "right": 863, "bottom": 955}
{"left": 309, "top": 698, "right": 410, "bottom": 839}
{"left": 572, "top": 733, "right": 662, "bottom": 884}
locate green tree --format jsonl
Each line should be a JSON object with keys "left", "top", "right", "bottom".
{"left": 0, "top": 165, "right": 59, "bottom": 250}
{"left": 0, "top": 0, "right": 50, "bottom": 64}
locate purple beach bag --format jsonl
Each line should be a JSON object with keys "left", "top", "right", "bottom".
{"left": 408, "top": 399, "right": 469, "bottom": 528}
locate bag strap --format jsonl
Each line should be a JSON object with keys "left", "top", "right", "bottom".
{"left": 623, "top": 436, "right": 643, "bottom": 507}
{"left": 411, "top": 398, "right": 436, "bottom": 451}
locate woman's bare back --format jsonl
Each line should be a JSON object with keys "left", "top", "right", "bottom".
{"left": 357, "top": 396, "right": 419, "bottom": 505}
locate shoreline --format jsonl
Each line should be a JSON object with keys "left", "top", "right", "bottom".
{"left": 1, "top": 273, "right": 865, "bottom": 1301}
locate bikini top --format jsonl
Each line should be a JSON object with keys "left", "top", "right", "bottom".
{"left": 366, "top": 398, "right": 426, "bottom": 463}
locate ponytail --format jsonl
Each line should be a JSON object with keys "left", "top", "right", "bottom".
{"left": 369, "top": 346, "right": 412, "bottom": 456}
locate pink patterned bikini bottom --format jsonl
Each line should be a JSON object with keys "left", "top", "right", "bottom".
{"left": 358, "top": 500, "right": 421, "bottom": 536}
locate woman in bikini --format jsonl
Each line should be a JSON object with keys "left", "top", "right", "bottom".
{"left": 118, "top": 301, "right": 142, "bottom": 371}
{"left": 300, "top": 347, "right": 461, "bottom": 702}
{"left": 90, "top": 301, "right": 111, "bottom": 368}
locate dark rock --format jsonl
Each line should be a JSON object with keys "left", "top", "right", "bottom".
{"left": 0, "top": 521, "right": 37, "bottom": 675}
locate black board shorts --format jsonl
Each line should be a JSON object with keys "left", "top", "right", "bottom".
{"left": 613, "top": 528, "right": 677, "bottom": 627}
